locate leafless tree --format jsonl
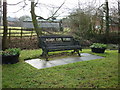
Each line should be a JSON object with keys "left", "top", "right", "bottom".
{"left": 29, "top": 0, "right": 66, "bottom": 37}
{"left": 2, "top": 0, "right": 8, "bottom": 50}
{"left": 1, "top": 0, "right": 66, "bottom": 49}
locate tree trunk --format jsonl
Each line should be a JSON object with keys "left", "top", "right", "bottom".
{"left": 118, "top": 1, "right": 120, "bottom": 52}
{"left": 0, "top": 0, "right": 2, "bottom": 25}
{"left": 105, "top": 0, "right": 110, "bottom": 44}
{"left": 30, "top": 1, "right": 42, "bottom": 37}
{"left": 2, "top": 0, "right": 8, "bottom": 50}
{"left": 99, "top": 16, "right": 104, "bottom": 34}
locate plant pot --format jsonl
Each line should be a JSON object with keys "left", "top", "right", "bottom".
{"left": 91, "top": 48, "right": 106, "bottom": 53}
{"left": 2, "top": 54, "right": 19, "bottom": 64}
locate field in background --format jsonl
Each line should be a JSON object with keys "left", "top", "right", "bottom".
{"left": 0, "top": 26, "right": 37, "bottom": 37}
{"left": 0, "top": 26, "right": 70, "bottom": 38}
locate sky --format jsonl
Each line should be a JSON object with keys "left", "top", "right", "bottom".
{"left": 2, "top": 0, "right": 118, "bottom": 19}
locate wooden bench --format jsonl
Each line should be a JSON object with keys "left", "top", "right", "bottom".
{"left": 39, "top": 35, "right": 82, "bottom": 60}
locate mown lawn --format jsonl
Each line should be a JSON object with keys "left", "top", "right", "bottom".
{"left": 2, "top": 49, "right": 119, "bottom": 88}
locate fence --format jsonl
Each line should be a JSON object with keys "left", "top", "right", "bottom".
{"left": 0, "top": 27, "right": 64, "bottom": 49}
{"left": 0, "top": 28, "right": 37, "bottom": 39}
{"left": 0, "top": 27, "right": 65, "bottom": 39}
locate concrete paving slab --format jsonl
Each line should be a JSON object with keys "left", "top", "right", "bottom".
{"left": 81, "top": 53, "right": 91, "bottom": 56}
{"left": 25, "top": 53, "right": 104, "bottom": 69}
{"left": 25, "top": 59, "right": 54, "bottom": 69}
{"left": 63, "top": 57, "right": 83, "bottom": 63}
{"left": 49, "top": 59, "right": 68, "bottom": 66}
{"left": 80, "top": 55, "right": 104, "bottom": 61}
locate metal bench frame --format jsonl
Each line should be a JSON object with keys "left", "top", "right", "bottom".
{"left": 39, "top": 35, "right": 82, "bottom": 60}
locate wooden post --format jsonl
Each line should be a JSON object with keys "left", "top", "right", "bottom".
{"left": 21, "top": 28, "right": 23, "bottom": 39}
{"left": 30, "top": 28, "right": 33, "bottom": 40}
{"left": 9, "top": 28, "right": 11, "bottom": 42}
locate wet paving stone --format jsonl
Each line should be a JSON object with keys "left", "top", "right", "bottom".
{"left": 49, "top": 59, "right": 68, "bottom": 66}
{"left": 25, "top": 59, "right": 53, "bottom": 69}
{"left": 25, "top": 53, "right": 104, "bottom": 69}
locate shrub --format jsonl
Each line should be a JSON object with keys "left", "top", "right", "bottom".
{"left": 90, "top": 43, "right": 107, "bottom": 48}
{"left": 0, "top": 48, "right": 21, "bottom": 56}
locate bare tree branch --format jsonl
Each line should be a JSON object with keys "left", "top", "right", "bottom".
{"left": 35, "top": 0, "right": 39, "bottom": 6}
{"left": 8, "top": 0, "right": 28, "bottom": 13}
{"left": 7, "top": 0, "right": 24, "bottom": 5}
{"left": 47, "top": 0, "right": 66, "bottom": 20}
{"left": 12, "top": 5, "right": 27, "bottom": 13}
{"left": 24, "top": 0, "right": 28, "bottom": 6}
{"left": 36, "top": 0, "right": 66, "bottom": 20}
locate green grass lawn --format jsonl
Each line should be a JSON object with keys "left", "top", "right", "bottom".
{"left": 2, "top": 49, "right": 119, "bottom": 88}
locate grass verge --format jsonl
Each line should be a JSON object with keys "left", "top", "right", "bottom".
{"left": 2, "top": 49, "right": 119, "bottom": 88}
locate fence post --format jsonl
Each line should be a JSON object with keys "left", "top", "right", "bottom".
{"left": 30, "top": 28, "right": 33, "bottom": 40}
{"left": 21, "top": 28, "right": 23, "bottom": 39}
{"left": 9, "top": 28, "right": 11, "bottom": 42}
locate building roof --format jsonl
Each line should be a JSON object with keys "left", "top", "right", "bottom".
{"left": 7, "top": 17, "right": 19, "bottom": 22}
{"left": 23, "top": 18, "right": 61, "bottom": 23}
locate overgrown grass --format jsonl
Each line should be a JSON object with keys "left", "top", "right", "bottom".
{"left": 2, "top": 49, "right": 119, "bottom": 88}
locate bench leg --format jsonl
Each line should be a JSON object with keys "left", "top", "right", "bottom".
{"left": 40, "top": 51, "right": 45, "bottom": 57}
{"left": 45, "top": 51, "right": 48, "bottom": 61}
{"left": 76, "top": 50, "right": 81, "bottom": 56}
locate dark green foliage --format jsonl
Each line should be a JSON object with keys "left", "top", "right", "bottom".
{"left": 68, "top": 11, "right": 92, "bottom": 40}
{"left": 91, "top": 33, "right": 119, "bottom": 44}
{"left": 65, "top": 8, "right": 119, "bottom": 45}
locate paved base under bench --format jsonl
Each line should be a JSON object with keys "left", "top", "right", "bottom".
{"left": 25, "top": 53, "right": 104, "bottom": 69}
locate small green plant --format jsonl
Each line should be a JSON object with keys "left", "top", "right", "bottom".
{"left": 0, "top": 48, "right": 21, "bottom": 56}
{"left": 90, "top": 43, "right": 107, "bottom": 48}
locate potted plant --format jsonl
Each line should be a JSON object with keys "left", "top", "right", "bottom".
{"left": 90, "top": 43, "right": 107, "bottom": 53}
{"left": 0, "top": 48, "right": 21, "bottom": 64}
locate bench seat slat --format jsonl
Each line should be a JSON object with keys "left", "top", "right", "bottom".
{"left": 47, "top": 45, "right": 81, "bottom": 52}
{"left": 46, "top": 45, "right": 81, "bottom": 50}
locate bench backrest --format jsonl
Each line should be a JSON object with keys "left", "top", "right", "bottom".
{"left": 39, "top": 35, "right": 75, "bottom": 47}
